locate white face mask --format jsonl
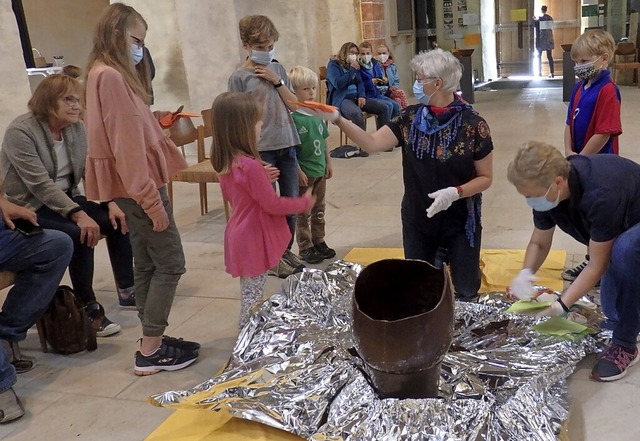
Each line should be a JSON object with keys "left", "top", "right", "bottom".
{"left": 346, "top": 54, "right": 358, "bottom": 64}
{"left": 377, "top": 54, "right": 389, "bottom": 63}
{"left": 359, "top": 54, "right": 372, "bottom": 64}
{"left": 130, "top": 44, "right": 143, "bottom": 65}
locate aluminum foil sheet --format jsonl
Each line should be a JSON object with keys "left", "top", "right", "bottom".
{"left": 151, "top": 261, "right": 604, "bottom": 440}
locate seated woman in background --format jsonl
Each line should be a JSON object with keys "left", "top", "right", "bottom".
{"left": 357, "top": 41, "right": 400, "bottom": 119}
{"left": 326, "top": 42, "right": 392, "bottom": 131}
{"left": 376, "top": 42, "right": 409, "bottom": 109}
{"left": 0, "top": 74, "right": 136, "bottom": 337}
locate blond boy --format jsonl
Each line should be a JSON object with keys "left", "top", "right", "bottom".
{"left": 288, "top": 66, "right": 335, "bottom": 264}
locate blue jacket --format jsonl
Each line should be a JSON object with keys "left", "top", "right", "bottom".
{"left": 381, "top": 62, "right": 400, "bottom": 87}
{"left": 326, "top": 59, "right": 364, "bottom": 107}
{"left": 359, "top": 60, "right": 385, "bottom": 98}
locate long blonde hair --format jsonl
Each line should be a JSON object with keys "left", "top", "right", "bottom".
{"left": 86, "top": 3, "right": 151, "bottom": 104}
{"left": 210, "top": 92, "right": 262, "bottom": 174}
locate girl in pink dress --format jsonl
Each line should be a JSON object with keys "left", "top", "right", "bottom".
{"left": 210, "top": 92, "right": 314, "bottom": 327}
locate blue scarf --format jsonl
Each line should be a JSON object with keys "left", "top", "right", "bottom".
{"left": 408, "top": 99, "right": 473, "bottom": 160}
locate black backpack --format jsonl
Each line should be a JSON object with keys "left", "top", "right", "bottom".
{"left": 36, "top": 285, "right": 98, "bottom": 354}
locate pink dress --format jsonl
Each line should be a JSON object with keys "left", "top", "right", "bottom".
{"left": 221, "top": 155, "right": 310, "bottom": 277}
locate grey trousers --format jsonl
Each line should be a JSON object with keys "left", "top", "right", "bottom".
{"left": 115, "top": 186, "right": 186, "bottom": 336}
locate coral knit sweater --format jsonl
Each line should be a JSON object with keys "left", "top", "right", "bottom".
{"left": 84, "top": 63, "right": 187, "bottom": 219}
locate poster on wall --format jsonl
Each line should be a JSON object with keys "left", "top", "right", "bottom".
{"left": 443, "top": 0, "right": 467, "bottom": 40}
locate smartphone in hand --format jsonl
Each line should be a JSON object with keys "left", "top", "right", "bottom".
{"left": 12, "top": 218, "right": 44, "bottom": 236}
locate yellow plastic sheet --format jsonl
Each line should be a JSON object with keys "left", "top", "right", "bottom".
{"left": 342, "top": 248, "right": 566, "bottom": 292}
{"left": 479, "top": 249, "right": 566, "bottom": 292}
{"left": 145, "top": 410, "right": 304, "bottom": 441}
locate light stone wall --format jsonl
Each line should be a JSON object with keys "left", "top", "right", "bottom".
{"left": 123, "top": 0, "right": 367, "bottom": 113}
{"left": 0, "top": 1, "right": 33, "bottom": 134}
{"left": 0, "top": 0, "right": 414, "bottom": 135}
{"left": 22, "top": 0, "right": 109, "bottom": 68}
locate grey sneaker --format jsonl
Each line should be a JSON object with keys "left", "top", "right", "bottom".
{"left": 283, "top": 249, "right": 305, "bottom": 268}
{"left": 268, "top": 258, "right": 304, "bottom": 279}
{"left": 0, "top": 388, "right": 24, "bottom": 424}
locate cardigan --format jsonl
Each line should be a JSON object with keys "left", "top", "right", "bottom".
{"left": 0, "top": 113, "right": 85, "bottom": 217}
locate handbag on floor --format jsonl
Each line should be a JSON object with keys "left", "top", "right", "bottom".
{"left": 36, "top": 285, "right": 97, "bottom": 354}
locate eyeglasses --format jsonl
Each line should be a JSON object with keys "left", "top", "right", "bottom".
{"left": 129, "top": 34, "right": 145, "bottom": 48}
{"left": 63, "top": 96, "right": 82, "bottom": 108}
{"left": 416, "top": 77, "right": 438, "bottom": 85}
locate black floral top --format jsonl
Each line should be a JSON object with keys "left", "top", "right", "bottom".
{"left": 388, "top": 101, "right": 493, "bottom": 241}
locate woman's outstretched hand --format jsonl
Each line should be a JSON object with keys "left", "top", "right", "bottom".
{"left": 426, "top": 187, "right": 459, "bottom": 218}
{"left": 304, "top": 108, "right": 341, "bottom": 123}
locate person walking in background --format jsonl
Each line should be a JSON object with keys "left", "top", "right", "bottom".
{"left": 562, "top": 29, "right": 621, "bottom": 283}
{"left": 534, "top": 5, "right": 555, "bottom": 77}
{"left": 228, "top": 14, "right": 307, "bottom": 279}
{"left": 289, "top": 66, "right": 336, "bottom": 264}
{"left": 209, "top": 92, "right": 313, "bottom": 328}
{"left": 84, "top": 3, "right": 199, "bottom": 376}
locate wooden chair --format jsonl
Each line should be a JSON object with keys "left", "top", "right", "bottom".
{"left": 167, "top": 108, "right": 230, "bottom": 219}
{"left": 167, "top": 115, "right": 198, "bottom": 157}
{"left": 612, "top": 42, "right": 640, "bottom": 87}
{"left": 319, "top": 66, "right": 374, "bottom": 145}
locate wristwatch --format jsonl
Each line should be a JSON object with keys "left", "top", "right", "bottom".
{"left": 274, "top": 79, "right": 285, "bottom": 88}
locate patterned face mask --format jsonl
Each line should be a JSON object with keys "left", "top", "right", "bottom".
{"left": 574, "top": 55, "right": 602, "bottom": 81}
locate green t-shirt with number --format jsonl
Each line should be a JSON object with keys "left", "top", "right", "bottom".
{"left": 292, "top": 111, "right": 329, "bottom": 178}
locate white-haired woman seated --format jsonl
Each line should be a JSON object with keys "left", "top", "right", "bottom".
{"left": 315, "top": 48, "right": 493, "bottom": 301}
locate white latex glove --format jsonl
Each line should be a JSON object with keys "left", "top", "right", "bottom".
{"left": 536, "top": 300, "right": 566, "bottom": 317}
{"left": 426, "top": 187, "right": 459, "bottom": 218}
{"left": 509, "top": 269, "right": 538, "bottom": 301}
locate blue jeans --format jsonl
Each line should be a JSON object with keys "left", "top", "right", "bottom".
{"left": 36, "top": 196, "right": 134, "bottom": 305}
{"left": 0, "top": 227, "right": 72, "bottom": 393}
{"left": 259, "top": 147, "right": 299, "bottom": 249}
{"left": 339, "top": 97, "right": 392, "bottom": 130}
{"left": 402, "top": 217, "right": 482, "bottom": 301}
{"left": 379, "top": 95, "right": 401, "bottom": 119}
{"left": 599, "top": 223, "right": 640, "bottom": 348}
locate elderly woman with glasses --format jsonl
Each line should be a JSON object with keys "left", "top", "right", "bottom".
{"left": 312, "top": 48, "right": 493, "bottom": 302}
{"left": 0, "top": 74, "right": 135, "bottom": 337}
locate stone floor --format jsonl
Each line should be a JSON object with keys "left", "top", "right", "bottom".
{"left": 2, "top": 84, "right": 640, "bottom": 440}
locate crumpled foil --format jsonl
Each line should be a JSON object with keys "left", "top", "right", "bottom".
{"left": 151, "top": 261, "right": 603, "bottom": 440}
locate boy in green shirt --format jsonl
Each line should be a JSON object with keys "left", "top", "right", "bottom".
{"left": 289, "top": 66, "right": 335, "bottom": 264}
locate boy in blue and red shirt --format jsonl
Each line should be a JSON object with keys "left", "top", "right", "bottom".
{"left": 563, "top": 29, "right": 622, "bottom": 281}
{"left": 565, "top": 29, "right": 621, "bottom": 156}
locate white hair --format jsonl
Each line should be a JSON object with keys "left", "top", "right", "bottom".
{"left": 410, "top": 49, "right": 462, "bottom": 93}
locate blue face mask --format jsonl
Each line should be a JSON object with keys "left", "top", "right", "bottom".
{"left": 526, "top": 183, "right": 560, "bottom": 212}
{"left": 412, "top": 80, "right": 436, "bottom": 105}
{"left": 251, "top": 48, "right": 276, "bottom": 65}
{"left": 130, "top": 44, "right": 144, "bottom": 65}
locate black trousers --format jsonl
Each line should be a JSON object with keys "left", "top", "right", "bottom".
{"left": 36, "top": 196, "right": 134, "bottom": 305}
